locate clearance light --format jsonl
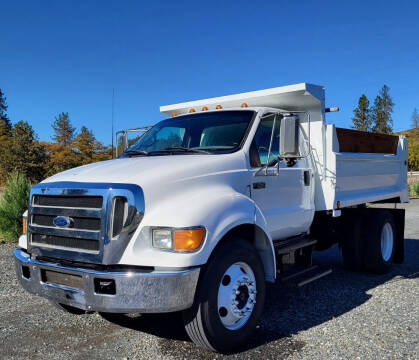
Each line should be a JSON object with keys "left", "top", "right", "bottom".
{"left": 171, "top": 112, "right": 178, "bottom": 117}
{"left": 174, "top": 228, "right": 205, "bottom": 251}
{"left": 201, "top": 106, "right": 208, "bottom": 111}
{"left": 189, "top": 108, "right": 196, "bottom": 113}
{"left": 216, "top": 104, "right": 223, "bottom": 109}
{"left": 241, "top": 102, "right": 248, "bottom": 108}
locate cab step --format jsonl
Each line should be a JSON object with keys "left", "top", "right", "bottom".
{"left": 280, "top": 265, "right": 332, "bottom": 287}
{"left": 273, "top": 236, "right": 317, "bottom": 254}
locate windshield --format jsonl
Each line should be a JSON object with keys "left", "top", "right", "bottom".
{"left": 124, "top": 110, "right": 255, "bottom": 155}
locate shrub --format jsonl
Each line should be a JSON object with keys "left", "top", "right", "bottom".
{"left": 0, "top": 172, "right": 31, "bottom": 242}
{"left": 414, "top": 182, "right": 419, "bottom": 197}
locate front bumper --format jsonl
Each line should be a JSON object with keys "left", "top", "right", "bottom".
{"left": 14, "top": 249, "right": 200, "bottom": 313}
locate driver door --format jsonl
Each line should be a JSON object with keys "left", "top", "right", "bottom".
{"left": 249, "top": 114, "right": 311, "bottom": 240}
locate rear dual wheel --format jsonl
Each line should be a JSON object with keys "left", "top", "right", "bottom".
{"left": 183, "top": 239, "right": 265, "bottom": 353}
{"left": 342, "top": 210, "right": 396, "bottom": 273}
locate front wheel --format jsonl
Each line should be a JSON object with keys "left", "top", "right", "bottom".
{"left": 182, "top": 239, "right": 266, "bottom": 353}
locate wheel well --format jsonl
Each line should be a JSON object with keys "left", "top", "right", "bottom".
{"left": 211, "top": 224, "right": 276, "bottom": 282}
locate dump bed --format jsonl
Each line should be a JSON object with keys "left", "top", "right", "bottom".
{"left": 319, "top": 125, "right": 409, "bottom": 211}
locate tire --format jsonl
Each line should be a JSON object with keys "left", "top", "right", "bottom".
{"left": 182, "top": 239, "right": 266, "bottom": 353}
{"left": 341, "top": 215, "right": 365, "bottom": 271}
{"left": 49, "top": 301, "right": 87, "bottom": 315}
{"left": 364, "top": 210, "right": 395, "bottom": 274}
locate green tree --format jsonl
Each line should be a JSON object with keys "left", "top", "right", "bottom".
{"left": 411, "top": 108, "right": 419, "bottom": 129}
{"left": 52, "top": 112, "right": 75, "bottom": 146}
{"left": 0, "top": 172, "right": 31, "bottom": 242}
{"left": 0, "top": 88, "right": 12, "bottom": 137}
{"left": 372, "top": 85, "right": 394, "bottom": 134}
{"left": 0, "top": 89, "right": 12, "bottom": 184}
{"left": 0, "top": 121, "right": 47, "bottom": 183}
{"left": 351, "top": 94, "right": 372, "bottom": 131}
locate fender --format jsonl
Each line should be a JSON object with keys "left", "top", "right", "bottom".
{"left": 121, "top": 187, "right": 277, "bottom": 281}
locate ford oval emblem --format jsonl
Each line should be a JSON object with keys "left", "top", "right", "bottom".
{"left": 53, "top": 216, "right": 72, "bottom": 228}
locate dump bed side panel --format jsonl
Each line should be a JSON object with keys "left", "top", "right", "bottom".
{"left": 324, "top": 126, "right": 409, "bottom": 210}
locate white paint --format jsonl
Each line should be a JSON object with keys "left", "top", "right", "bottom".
{"left": 38, "top": 83, "right": 408, "bottom": 280}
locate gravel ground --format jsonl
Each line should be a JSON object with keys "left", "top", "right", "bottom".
{"left": 1, "top": 201, "right": 418, "bottom": 360}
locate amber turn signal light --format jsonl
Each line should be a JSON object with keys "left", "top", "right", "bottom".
{"left": 22, "top": 217, "right": 27, "bottom": 234}
{"left": 173, "top": 228, "right": 205, "bottom": 251}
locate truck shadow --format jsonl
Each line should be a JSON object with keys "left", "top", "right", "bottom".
{"left": 101, "top": 237, "right": 419, "bottom": 357}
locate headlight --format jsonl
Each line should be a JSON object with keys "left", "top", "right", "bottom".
{"left": 152, "top": 229, "right": 173, "bottom": 249}
{"left": 152, "top": 227, "right": 205, "bottom": 252}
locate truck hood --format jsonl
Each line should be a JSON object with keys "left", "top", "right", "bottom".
{"left": 43, "top": 153, "right": 246, "bottom": 189}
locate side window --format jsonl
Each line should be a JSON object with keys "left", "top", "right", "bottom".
{"left": 250, "top": 115, "right": 280, "bottom": 167}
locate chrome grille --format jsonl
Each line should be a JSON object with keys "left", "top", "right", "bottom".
{"left": 30, "top": 195, "right": 104, "bottom": 253}
{"left": 27, "top": 182, "right": 145, "bottom": 264}
{"left": 33, "top": 195, "right": 103, "bottom": 208}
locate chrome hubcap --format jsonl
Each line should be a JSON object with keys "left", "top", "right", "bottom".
{"left": 381, "top": 222, "right": 393, "bottom": 262}
{"left": 217, "top": 261, "right": 257, "bottom": 330}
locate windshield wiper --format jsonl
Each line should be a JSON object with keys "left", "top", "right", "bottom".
{"left": 123, "top": 150, "right": 149, "bottom": 156}
{"left": 155, "top": 147, "right": 211, "bottom": 154}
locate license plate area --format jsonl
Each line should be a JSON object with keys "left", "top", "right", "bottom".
{"left": 41, "top": 269, "right": 83, "bottom": 290}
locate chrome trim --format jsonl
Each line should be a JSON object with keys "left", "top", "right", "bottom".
{"left": 30, "top": 206, "right": 102, "bottom": 218}
{"left": 27, "top": 182, "right": 145, "bottom": 264}
{"left": 14, "top": 249, "right": 199, "bottom": 313}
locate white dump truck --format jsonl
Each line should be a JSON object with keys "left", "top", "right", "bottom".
{"left": 14, "top": 83, "right": 408, "bottom": 352}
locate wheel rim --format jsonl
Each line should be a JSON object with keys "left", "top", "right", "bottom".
{"left": 217, "top": 261, "right": 257, "bottom": 330}
{"left": 381, "top": 222, "right": 394, "bottom": 262}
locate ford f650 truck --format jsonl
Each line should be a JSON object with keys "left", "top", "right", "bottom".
{"left": 14, "top": 83, "right": 408, "bottom": 352}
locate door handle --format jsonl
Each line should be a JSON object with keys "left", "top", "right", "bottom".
{"left": 304, "top": 170, "right": 310, "bottom": 186}
{"left": 253, "top": 182, "right": 266, "bottom": 189}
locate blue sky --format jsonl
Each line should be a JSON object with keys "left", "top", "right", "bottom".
{"left": 1, "top": 0, "right": 418, "bottom": 145}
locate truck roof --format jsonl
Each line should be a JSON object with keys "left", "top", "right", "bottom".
{"left": 160, "top": 83, "right": 325, "bottom": 116}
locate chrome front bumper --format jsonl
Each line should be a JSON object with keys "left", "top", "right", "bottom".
{"left": 14, "top": 249, "right": 200, "bottom": 313}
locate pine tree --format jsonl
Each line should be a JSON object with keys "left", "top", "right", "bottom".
{"left": 411, "top": 108, "right": 419, "bottom": 129}
{"left": 372, "top": 85, "right": 394, "bottom": 134}
{"left": 73, "top": 126, "right": 97, "bottom": 164}
{"left": 0, "top": 121, "right": 47, "bottom": 183}
{"left": 52, "top": 112, "right": 75, "bottom": 146}
{"left": 0, "top": 88, "right": 12, "bottom": 137}
{"left": 351, "top": 94, "right": 372, "bottom": 131}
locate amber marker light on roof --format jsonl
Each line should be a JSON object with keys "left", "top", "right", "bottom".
{"left": 241, "top": 102, "right": 248, "bottom": 107}
{"left": 216, "top": 104, "right": 223, "bottom": 109}
{"left": 171, "top": 112, "right": 178, "bottom": 117}
{"left": 173, "top": 228, "right": 205, "bottom": 251}
{"left": 189, "top": 108, "right": 196, "bottom": 113}
{"left": 201, "top": 106, "right": 208, "bottom": 111}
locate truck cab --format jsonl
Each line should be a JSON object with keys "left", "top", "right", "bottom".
{"left": 14, "top": 83, "right": 408, "bottom": 353}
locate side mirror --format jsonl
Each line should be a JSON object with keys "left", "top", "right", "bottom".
{"left": 280, "top": 115, "right": 299, "bottom": 158}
